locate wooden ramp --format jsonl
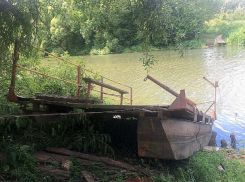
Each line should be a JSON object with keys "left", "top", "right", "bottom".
{"left": 215, "top": 35, "right": 227, "bottom": 45}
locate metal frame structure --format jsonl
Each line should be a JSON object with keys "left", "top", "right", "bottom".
{"left": 8, "top": 40, "right": 133, "bottom": 105}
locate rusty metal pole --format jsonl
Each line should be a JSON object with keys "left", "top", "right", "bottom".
{"left": 87, "top": 83, "right": 92, "bottom": 97}
{"left": 120, "top": 93, "right": 123, "bottom": 105}
{"left": 77, "top": 66, "right": 81, "bottom": 96}
{"left": 101, "top": 76, "right": 104, "bottom": 102}
{"left": 214, "top": 81, "right": 218, "bottom": 119}
{"left": 146, "top": 75, "right": 196, "bottom": 106}
{"left": 130, "top": 87, "right": 133, "bottom": 105}
{"left": 203, "top": 77, "right": 218, "bottom": 120}
{"left": 7, "top": 40, "right": 19, "bottom": 102}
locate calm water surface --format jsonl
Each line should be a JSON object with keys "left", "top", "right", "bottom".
{"left": 83, "top": 47, "right": 245, "bottom": 147}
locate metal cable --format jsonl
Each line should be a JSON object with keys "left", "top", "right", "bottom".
{"left": 0, "top": 109, "right": 157, "bottom": 118}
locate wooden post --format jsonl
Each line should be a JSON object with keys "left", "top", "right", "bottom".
{"left": 87, "top": 83, "right": 92, "bottom": 97}
{"left": 214, "top": 81, "right": 218, "bottom": 120}
{"left": 77, "top": 66, "right": 81, "bottom": 97}
{"left": 7, "top": 39, "right": 19, "bottom": 102}
{"left": 101, "top": 77, "right": 103, "bottom": 102}
{"left": 208, "top": 117, "right": 211, "bottom": 125}
{"left": 120, "top": 93, "right": 123, "bottom": 105}
{"left": 203, "top": 77, "right": 218, "bottom": 120}
{"left": 202, "top": 114, "right": 206, "bottom": 124}
{"left": 130, "top": 87, "right": 133, "bottom": 105}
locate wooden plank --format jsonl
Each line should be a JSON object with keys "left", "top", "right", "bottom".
{"left": 36, "top": 93, "right": 102, "bottom": 103}
{"left": 193, "top": 108, "right": 197, "bottom": 122}
{"left": 30, "top": 99, "right": 169, "bottom": 112}
{"left": 33, "top": 151, "right": 93, "bottom": 166}
{"left": 83, "top": 78, "right": 128, "bottom": 94}
{"left": 81, "top": 171, "right": 95, "bottom": 182}
{"left": 38, "top": 166, "right": 70, "bottom": 180}
{"left": 46, "top": 147, "right": 138, "bottom": 172}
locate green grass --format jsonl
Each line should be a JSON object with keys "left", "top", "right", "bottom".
{"left": 152, "top": 150, "right": 245, "bottom": 182}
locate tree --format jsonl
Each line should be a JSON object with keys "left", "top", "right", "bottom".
{"left": 0, "top": 0, "right": 40, "bottom": 99}
{"left": 0, "top": 0, "right": 39, "bottom": 55}
{"left": 130, "top": 0, "right": 222, "bottom": 70}
{"left": 0, "top": 0, "right": 223, "bottom": 60}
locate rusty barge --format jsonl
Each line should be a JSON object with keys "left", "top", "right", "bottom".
{"left": 6, "top": 42, "right": 218, "bottom": 160}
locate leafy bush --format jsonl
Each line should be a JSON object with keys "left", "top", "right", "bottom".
{"left": 69, "top": 125, "right": 114, "bottom": 155}
{"left": 152, "top": 151, "right": 245, "bottom": 182}
{"left": 182, "top": 39, "right": 206, "bottom": 49}
{"left": 13, "top": 53, "right": 87, "bottom": 97}
{"left": 123, "top": 45, "right": 142, "bottom": 53}
{"left": 205, "top": 9, "right": 245, "bottom": 43}
{"left": 229, "top": 27, "right": 245, "bottom": 45}
{"left": 90, "top": 48, "right": 99, "bottom": 55}
{"left": 1, "top": 144, "right": 40, "bottom": 182}
{"left": 106, "top": 38, "right": 123, "bottom": 53}
{"left": 90, "top": 47, "right": 110, "bottom": 55}
{"left": 51, "top": 47, "right": 64, "bottom": 56}
{"left": 100, "top": 46, "right": 110, "bottom": 55}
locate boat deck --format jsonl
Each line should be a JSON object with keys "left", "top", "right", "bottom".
{"left": 12, "top": 93, "right": 213, "bottom": 125}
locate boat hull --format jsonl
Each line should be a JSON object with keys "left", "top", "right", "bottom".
{"left": 137, "top": 117, "right": 212, "bottom": 160}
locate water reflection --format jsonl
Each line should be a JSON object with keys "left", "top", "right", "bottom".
{"left": 201, "top": 47, "right": 245, "bottom": 147}
{"left": 84, "top": 46, "right": 245, "bottom": 148}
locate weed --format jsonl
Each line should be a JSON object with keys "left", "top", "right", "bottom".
{"left": 0, "top": 143, "right": 40, "bottom": 181}
{"left": 152, "top": 151, "right": 245, "bottom": 182}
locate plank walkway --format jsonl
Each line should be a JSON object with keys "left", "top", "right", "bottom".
{"left": 215, "top": 35, "right": 227, "bottom": 44}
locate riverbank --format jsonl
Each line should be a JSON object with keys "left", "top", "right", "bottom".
{"left": 1, "top": 144, "right": 245, "bottom": 181}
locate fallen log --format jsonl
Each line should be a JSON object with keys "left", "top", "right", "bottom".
{"left": 125, "top": 177, "right": 153, "bottom": 182}
{"left": 46, "top": 147, "right": 101, "bottom": 161}
{"left": 38, "top": 166, "right": 70, "bottom": 180}
{"left": 33, "top": 151, "right": 66, "bottom": 163}
{"left": 46, "top": 147, "right": 137, "bottom": 172}
{"left": 81, "top": 170, "right": 95, "bottom": 182}
{"left": 33, "top": 151, "right": 93, "bottom": 166}
{"left": 100, "top": 156, "right": 137, "bottom": 172}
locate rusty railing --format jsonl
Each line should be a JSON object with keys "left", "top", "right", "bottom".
{"left": 8, "top": 41, "right": 133, "bottom": 105}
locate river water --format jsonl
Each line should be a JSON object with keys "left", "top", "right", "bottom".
{"left": 83, "top": 46, "right": 245, "bottom": 148}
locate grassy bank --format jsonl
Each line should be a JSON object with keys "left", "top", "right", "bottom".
{"left": 202, "top": 7, "right": 245, "bottom": 46}
{"left": 1, "top": 135, "right": 245, "bottom": 182}
{"left": 1, "top": 97, "right": 244, "bottom": 181}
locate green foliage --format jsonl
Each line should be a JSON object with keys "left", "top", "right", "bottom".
{"left": 132, "top": 0, "right": 222, "bottom": 69}
{"left": 123, "top": 45, "right": 142, "bottom": 53}
{"left": 140, "top": 53, "right": 157, "bottom": 73}
{"left": 1, "top": 143, "right": 40, "bottom": 181}
{"left": 0, "top": 93, "right": 30, "bottom": 142}
{"left": 2, "top": 0, "right": 222, "bottom": 59}
{"left": 182, "top": 39, "right": 206, "bottom": 49}
{"left": 12, "top": 52, "right": 87, "bottom": 97}
{"left": 204, "top": 3, "right": 245, "bottom": 46}
{"left": 205, "top": 14, "right": 245, "bottom": 38}
{"left": 152, "top": 151, "right": 245, "bottom": 182}
{"left": 69, "top": 125, "right": 114, "bottom": 155}
{"left": 90, "top": 47, "right": 110, "bottom": 55}
{"left": 0, "top": 0, "right": 38, "bottom": 59}
{"left": 229, "top": 27, "right": 245, "bottom": 45}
